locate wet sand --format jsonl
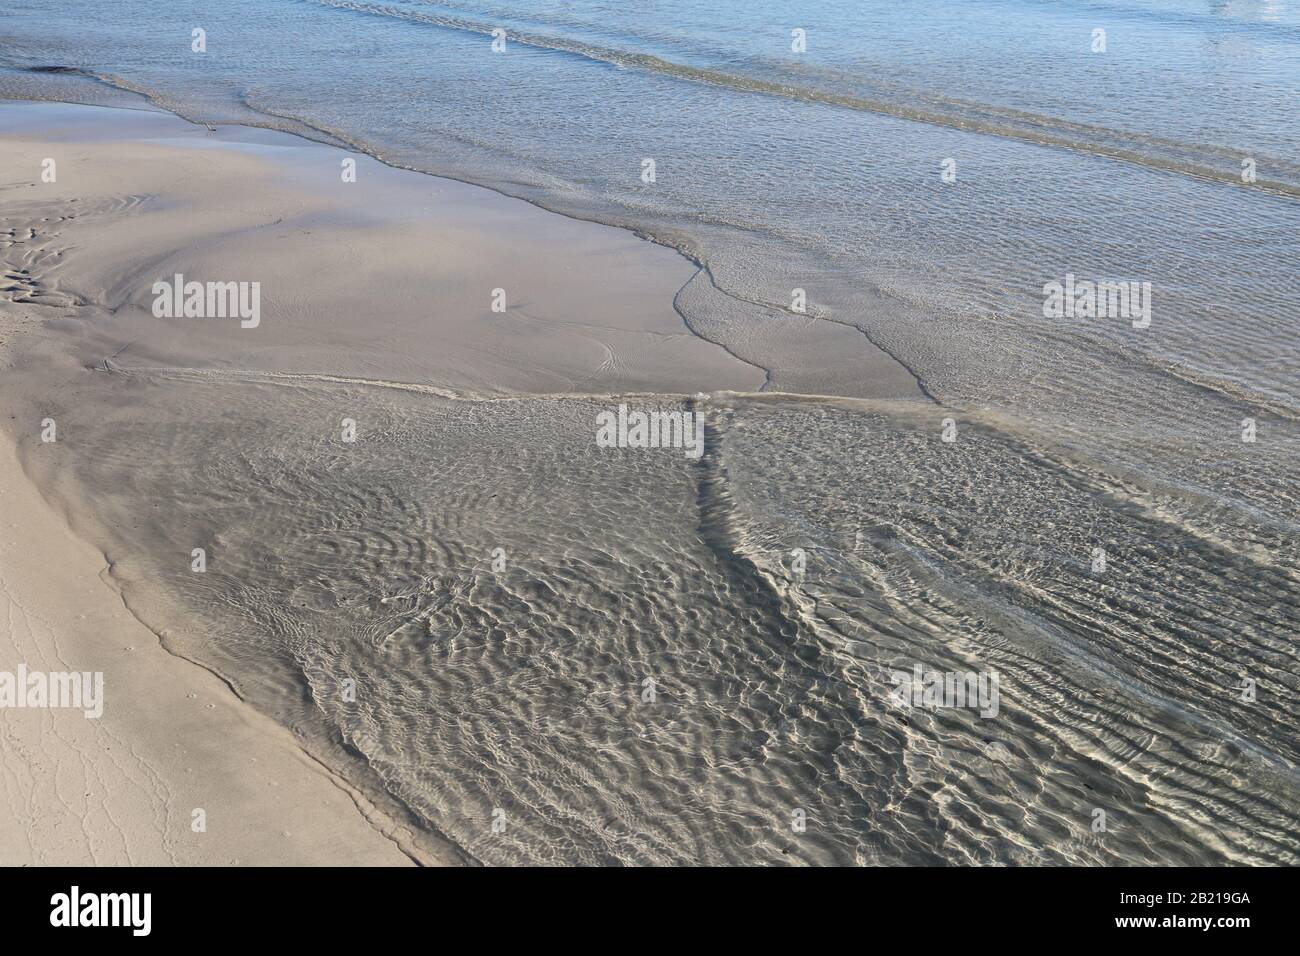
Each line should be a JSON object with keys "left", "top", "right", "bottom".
{"left": 3, "top": 102, "right": 1296, "bottom": 867}
{"left": 0, "top": 101, "right": 916, "bottom": 865}
{"left": 0, "top": 427, "right": 437, "bottom": 865}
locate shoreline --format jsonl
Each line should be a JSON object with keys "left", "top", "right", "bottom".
{"left": 0, "top": 424, "right": 443, "bottom": 865}
{"left": 0, "top": 99, "right": 915, "bottom": 865}
{"left": 0, "top": 101, "right": 470, "bottom": 861}
{"left": 3, "top": 99, "right": 1296, "bottom": 866}
{"left": 0, "top": 99, "right": 747, "bottom": 866}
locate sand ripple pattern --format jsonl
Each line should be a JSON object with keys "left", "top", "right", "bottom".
{"left": 22, "top": 368, "right": 1299, "bottom": 865}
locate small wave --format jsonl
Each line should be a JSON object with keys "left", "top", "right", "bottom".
{"left": 306, "top": 0, "right": 1300, "bottom": 198}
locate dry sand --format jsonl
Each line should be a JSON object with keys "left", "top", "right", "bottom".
{"left": 0, "top": 430, "right": 433, "bottom": 865}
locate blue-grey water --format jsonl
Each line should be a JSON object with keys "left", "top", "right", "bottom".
{"left": 1, "top": 1, "right": 1298, "bottom": 864}
{"left": 3, "top": 2, "right": 1298, "bottom": 423}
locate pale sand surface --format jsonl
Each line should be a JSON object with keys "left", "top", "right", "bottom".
{"left": 0, "top": 430, "right": 454, "bottom": 865}
{"left": 0, "top": 101, "right": 775, "bottom": 395}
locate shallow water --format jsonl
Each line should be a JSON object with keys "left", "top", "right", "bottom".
{"left": 2, "top": 1, "right": 1297, "bottom": 458}
{"left": 1, "top": 1, "right": 1298, "bottom": 863}
{"left": 14, "top": 364, "right": 1298, "bottom": 864}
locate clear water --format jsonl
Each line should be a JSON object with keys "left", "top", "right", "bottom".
{"left": 2, "top": 1, "right": 1298, "bottom": 863}
{"left": 2, "top": 1, "right": 1297, "bottom": 423}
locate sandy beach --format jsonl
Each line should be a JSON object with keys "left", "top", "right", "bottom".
{"left": 0, "top": 101, "right": 744, "bottom": 866}
{"left": 0, "top": 429, "right": 429, "bottom": 865}
{"left": 2, "top": 85, "right": 1297, "bottom": 868}
{"left": 0, "top": 102, "right": 586, "bottom": 865}
{"left": 0, "top": 101, "right": 922, "bottom": 865}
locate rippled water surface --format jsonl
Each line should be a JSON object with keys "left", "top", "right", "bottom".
{"left": 2, "top": 1, "right": 1297, "bottom": 863}
{"left": 17, "top": 366, "right": 1298, "bottom": 864}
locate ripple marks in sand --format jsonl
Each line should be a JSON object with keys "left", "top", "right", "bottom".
{"left": 30, "top": 374, "right": 1300, "bottom": 865}
{"left": 720, "top": 400, "right": 1300, "bottom": 865}
{"left": 0, "top": 195, "right": 150, "bottom": 309}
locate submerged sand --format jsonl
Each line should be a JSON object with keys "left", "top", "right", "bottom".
{"left": 3, "top": 102, "right": 1297, "bottom": 867}
{"left": 0, "top": 431, "right": 429, "bottom": 865}
{"left": 0, "top": 101, "right": 775, "bottom": 865}
{"left": 0, "top": 101, "right": 912, "bottom": 865}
